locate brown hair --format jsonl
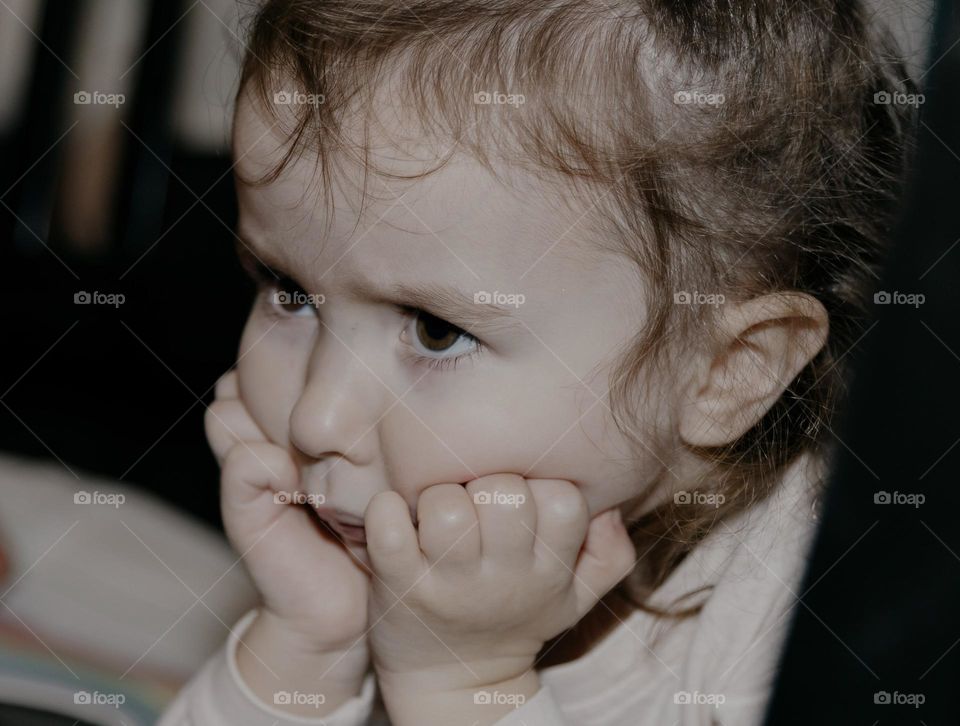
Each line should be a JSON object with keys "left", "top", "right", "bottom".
{"left": 234, "top": 0, "right": 918, "bottom": 630}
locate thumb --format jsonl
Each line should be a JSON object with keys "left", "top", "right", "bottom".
{"left": 571, "top": 508, "right": 635, "bottom": 617}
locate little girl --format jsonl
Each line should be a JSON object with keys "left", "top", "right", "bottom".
{"left": 159, "top": 1, "right": 916, "bottom": 724}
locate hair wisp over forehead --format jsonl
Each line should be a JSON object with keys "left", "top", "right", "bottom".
{"left": 236, "top": 0, "right": 918, "bottom": 618}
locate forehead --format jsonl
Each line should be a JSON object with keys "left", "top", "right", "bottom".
{"left": 231, "top": 89, "right": 609, "bottom": 291}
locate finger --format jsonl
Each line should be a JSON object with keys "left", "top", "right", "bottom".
{"left": 220, "top": 441, "right": 299, "bottom": 536}
{"left": 466, "top": 474, "right": 536, "bottom": 560}
{"left": 527, "top": 479, "right": 589, "bottom": 570}
{"left": 214, "top": 369, "right": 239, "bottom": 399}
{"left": 205, "top": 398, "right": 266, "bottom": 466}
{"left": 572, "top": 509, "right": 636, "bottom": 618}
{"left": 417, "top": 483, "right": 480, "bottom": 569}
{"left": 364, "top": 490, "right": 422, "bottom": 584}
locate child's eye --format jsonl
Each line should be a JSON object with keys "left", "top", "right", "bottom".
{"left": 264, "top": 277, "right": 316, "bottom": 318}
{"left": 236, "top": 244, "right": 317, "bottom": 319}
{"left": 400, "top": 309, "right": 483, "bottom": 372}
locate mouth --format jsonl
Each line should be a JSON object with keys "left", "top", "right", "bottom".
{"left": 312, "top": 506, "right": 367, "bottom": 545}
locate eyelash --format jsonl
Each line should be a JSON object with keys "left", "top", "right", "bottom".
{"left": 395, "top": 305, "right": 485, "bottom": 373}
{"left": 241, "top": 258, "right": 484, "bottom": 373}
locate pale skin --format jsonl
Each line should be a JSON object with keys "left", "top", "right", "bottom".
{"left": 206, "top": 87, "right": 830, "bottom": 724}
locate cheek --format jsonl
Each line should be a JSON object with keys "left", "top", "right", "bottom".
{"left": 236, "top": 312, "right": 308, "bottom": 444}
{"left": 378, "top": 376, "right": 642, "bottom": 515}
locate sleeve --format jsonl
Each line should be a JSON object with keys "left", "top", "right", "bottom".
{"left": 156, "top": 609, "right": 377, "bottom": 726}
{"left": 492, "top": 683, "right": 574, "bottom": 725}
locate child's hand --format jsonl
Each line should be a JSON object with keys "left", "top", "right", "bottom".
{"left": 364, "top": 473, "right": 635, "bottom": 720}
{"left": 207, "top": 370, "right": 370, "bottom": 651}
{"left": 206, "top": 371, "right": 371, "bottom": 715}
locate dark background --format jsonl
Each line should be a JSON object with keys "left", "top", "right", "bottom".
{"left": 765, "top": 1, "right": 960, "bottom": 724}
{"left": 0, "top": 0, "right": 250, "bottom": 527}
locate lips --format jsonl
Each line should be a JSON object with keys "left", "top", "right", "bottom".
{"left": 312, "top": 506, "right": 366, "bottom": 545}
{"left": 332, "top": 523, "right": 367, "bottom": 545}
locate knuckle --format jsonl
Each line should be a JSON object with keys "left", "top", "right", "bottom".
{"left": 204, "top": 401, "right": 229, "bottom": 437}
{"left": 465, "top": 474, "right": 525, "bottom": 505}
{"left": 419, "top": 483, "right": 464, "bottom": 514}
{"left": 366, "top": 490, "right": 399, "bottom": 524}
{"left": 214, "top": 370, "right": 237, "bottom": 399}
{"left": 221, "top": 442, "right": 250, "bottom": 473}
{"left": 425, "top": 492, "right": 472, "bottom": 528}
{"left": 540, "top": 484, "right": 587, "bottom": 523}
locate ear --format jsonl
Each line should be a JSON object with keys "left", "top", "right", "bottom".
{"left": 678, "top": 293, "right": 829, "bottom": 448}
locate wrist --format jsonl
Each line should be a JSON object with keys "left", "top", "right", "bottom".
{"left": 376, "top": 662, "right": 540, "bottom": 726}
{"left": 236, "top": 608, "right": 370, "bottom": 718}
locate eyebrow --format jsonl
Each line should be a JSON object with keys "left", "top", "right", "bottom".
{"left": 348, "top": 279, "right": 524, "bottom": 335}
{"left": 234, "top": 236, "right": 523, "bottom": 335}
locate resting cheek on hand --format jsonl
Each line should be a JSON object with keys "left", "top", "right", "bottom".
{"left": 363, "top": 473, "right": 636, "bottom": 682}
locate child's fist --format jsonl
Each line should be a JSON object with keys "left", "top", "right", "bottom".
{"left": 364, "top": 473, "right": 636, "bottom": 692}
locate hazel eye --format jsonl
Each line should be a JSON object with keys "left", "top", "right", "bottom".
{"left": 417, "top": 312, "right": 468, "bottom": 351}
{"left": 402, "top": 310, "right": 479, "bottom": 359}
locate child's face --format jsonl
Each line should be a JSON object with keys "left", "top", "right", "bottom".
{"left": 232, "top": 92, "right": 669, "bottom": 563}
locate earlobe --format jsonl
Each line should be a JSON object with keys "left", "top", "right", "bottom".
{"left": 678, "top": 293, "right": 829, "bottom": 448}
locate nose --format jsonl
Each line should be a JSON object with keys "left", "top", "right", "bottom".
{"left": 288, "top": 333, "right": 387, "bottom": 463}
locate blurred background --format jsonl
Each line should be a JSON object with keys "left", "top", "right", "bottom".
{"left": 0, "top": 0, "right": 941, "bottom": 724}
{"left": 0, "top": 1, "right": 260, "bottom": 723}
{"left": 0, "top": 0, "right": 249, "bottom": 526}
